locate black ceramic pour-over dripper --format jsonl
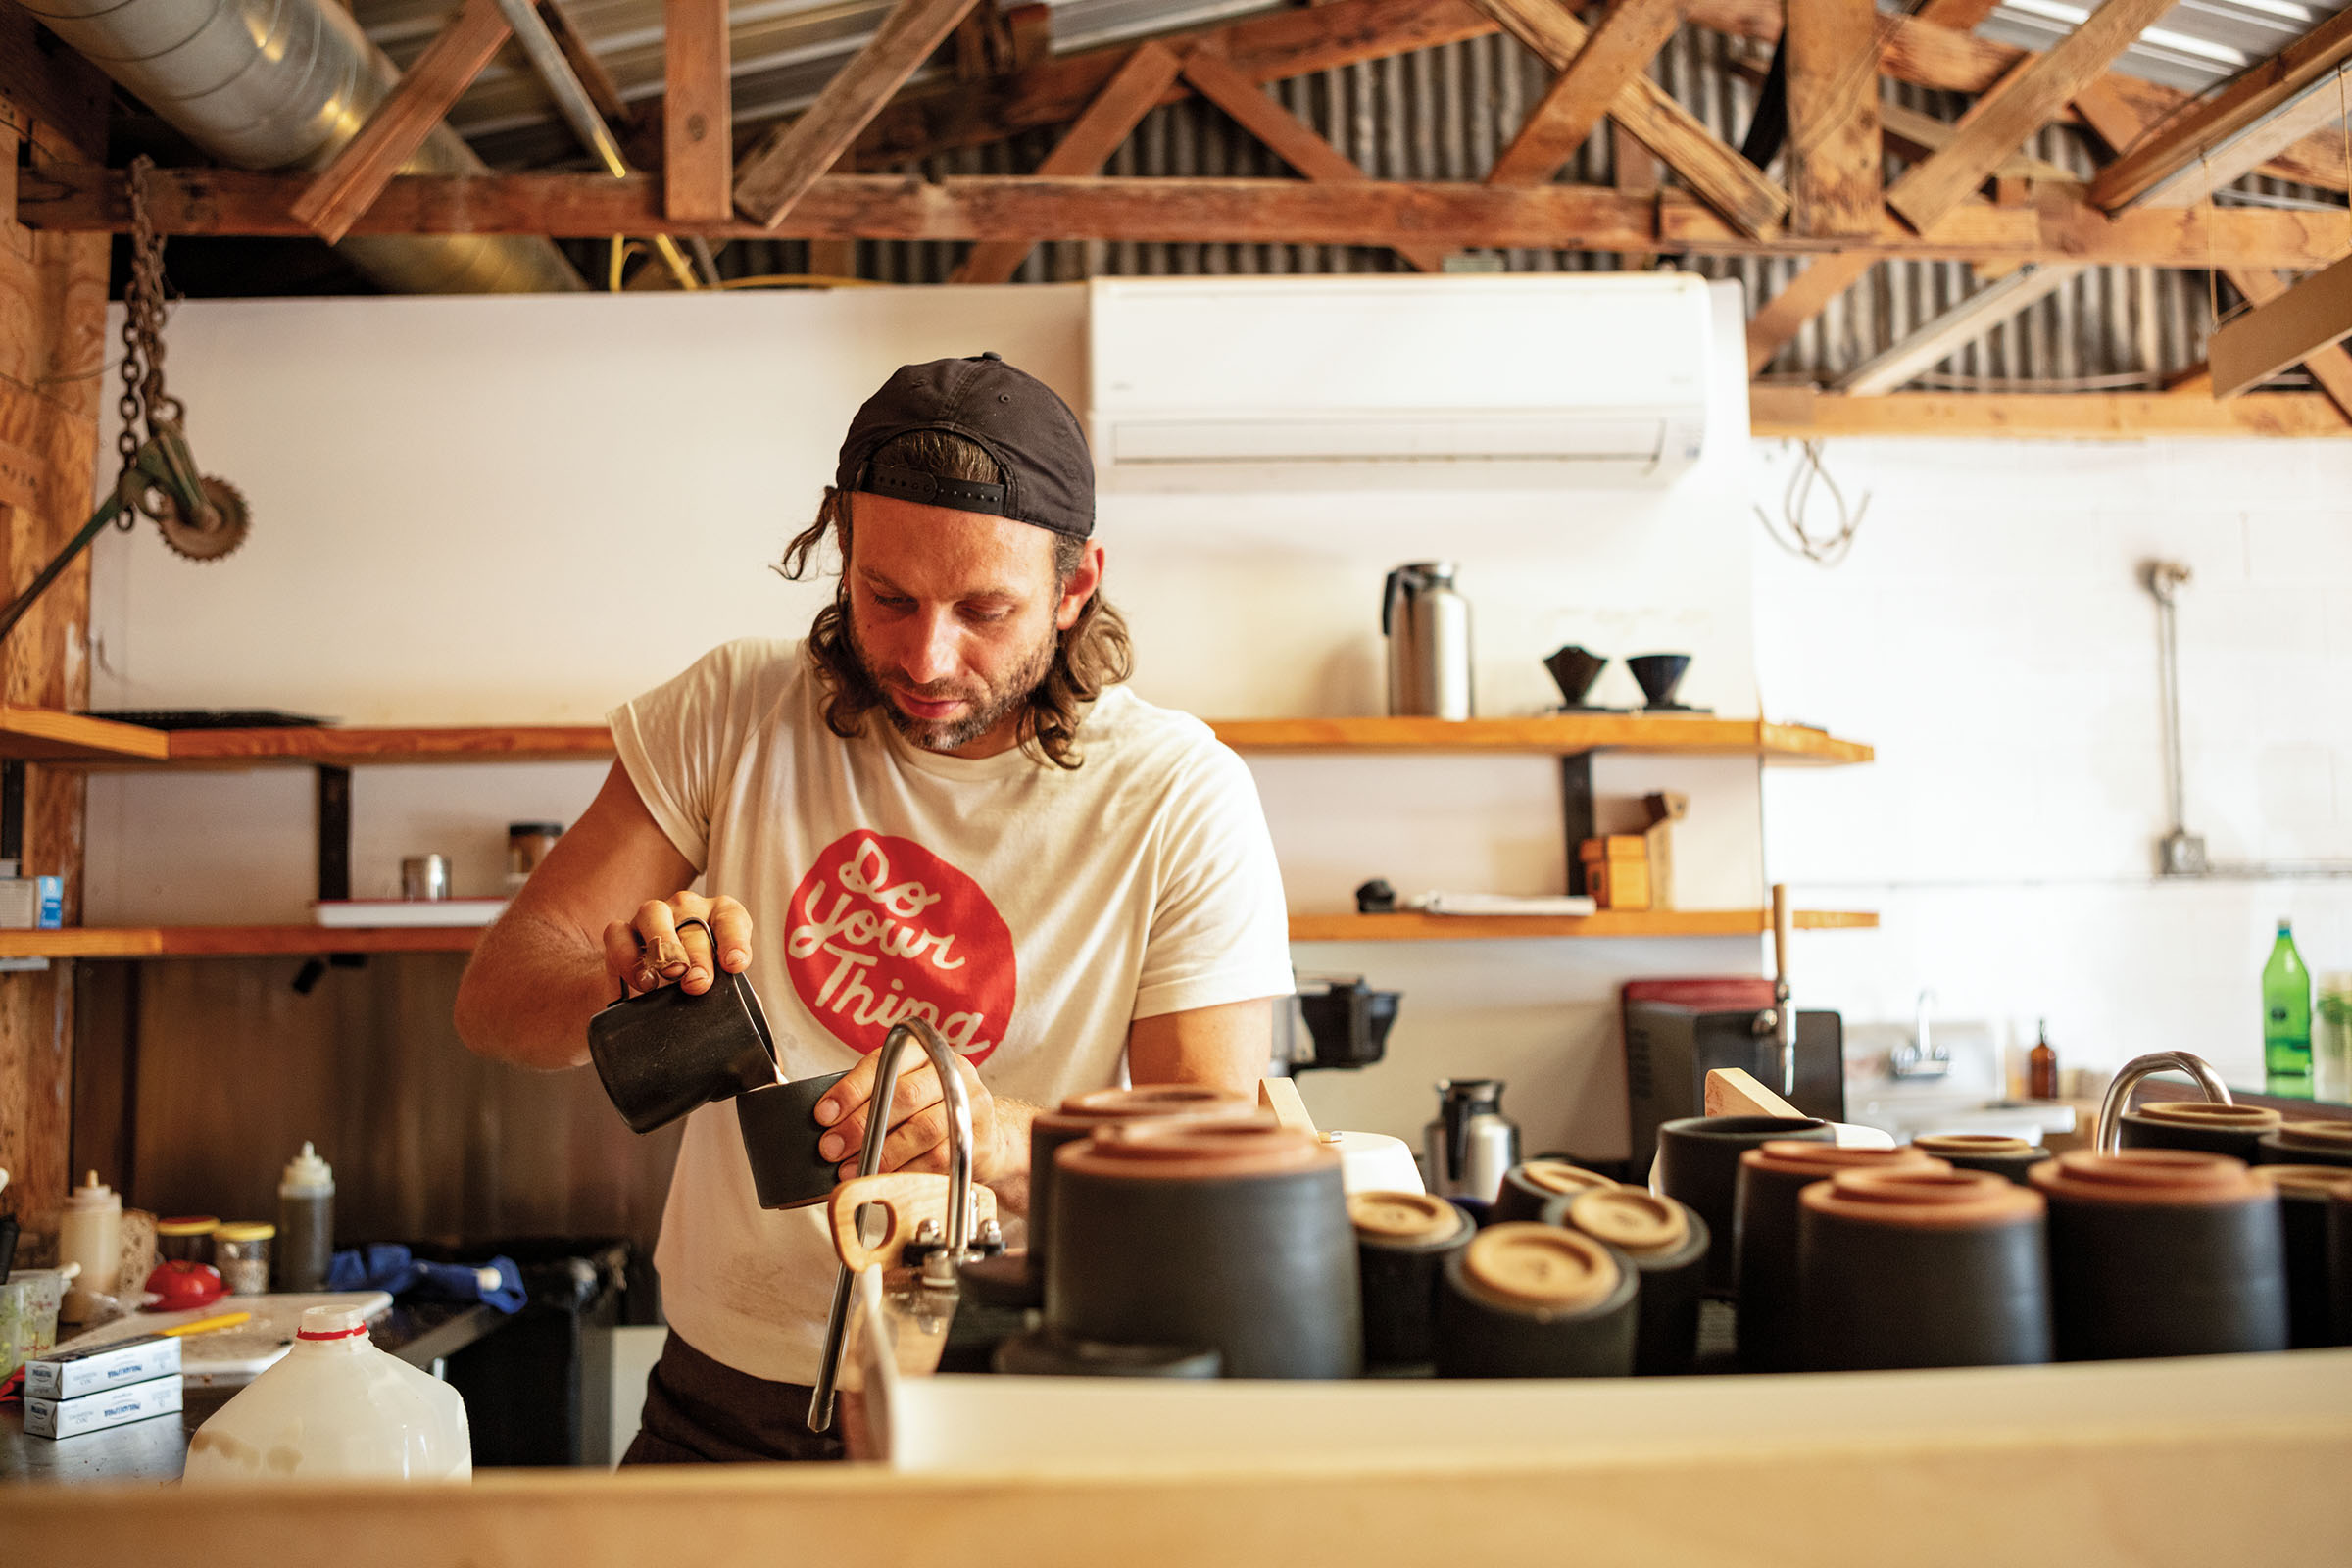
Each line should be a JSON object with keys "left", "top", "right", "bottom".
{"left": 1627, "top": 653, "right": 1693, "bottom": 710}
{"left": 1543, "top": 646, "right": 1608, "bottom": 708}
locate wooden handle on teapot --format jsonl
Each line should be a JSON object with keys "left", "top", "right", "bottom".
{"left": 828, "top": 1174, "right": 999, "bottom": 1271}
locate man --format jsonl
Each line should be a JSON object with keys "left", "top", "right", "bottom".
{"left": 454, "top": 353, "right": 1293, "bottom": 1462}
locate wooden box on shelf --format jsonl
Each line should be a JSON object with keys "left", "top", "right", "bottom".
{"left": 1579, "top": 836, "right": 1651, "bottom": 911}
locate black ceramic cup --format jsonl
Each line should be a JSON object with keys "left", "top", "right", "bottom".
{"left": 991, "top": 1327, "right": 1221, "bottom": 1379}
{"left": 1909, "top": 1134, "right": 2047, "bottom": 1186}
{"left": 1434, "top": 1224, "right": 1638, "bottom": 1378}
{"left": 1798, "top": 1167, "right": 2052, "bottom": 1371}
{"left": 1351, "top": 1190, "right": 1474, "bottom": 1369}
{"left": 1735, "top": 1142, "right": 1948, "bottom": 1373}
{"left": 1025, "top": 1085, "right": 1258, "bottom": 1290}
{"left": 1494, "top": 1158, "right": 1618, "bottom": 1225}
{"left": 586, "top": 961, "right": 780, "bottom": 1134}
{"left": 2119, "top": 1102, "right": 2282, "bottom": 1162}
{"left": 2032, "top": 1150, "right": 2289, "bottom": 1361}
{"left": 1651, "top": 1115, "right": 1832, "bottom": 1296}
{"left": 1544, "top": 1187, "right": 1709, "bottom": 1376}
{"left": 1048, "top": 1119, "right": 1361, "bottom": 1380}
{"left": 2254, "top": 1165, "right": 2352, "bottom": 1348}
{"left": 734, "top": 1069, "right": 851, "bottom": 1209}
{"left": 2256, "top": 1120, "right": 2352, "bottom": 1170}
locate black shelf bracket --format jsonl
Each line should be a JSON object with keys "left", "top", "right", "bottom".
{"left": 317, "top": 763, "right": 351, "bottom": 903}
{"left": 1, "top": 759, "right": 24, "bottom": 867}
{"left": 1561, "top": 752, "right": 1594, "bottom": 896}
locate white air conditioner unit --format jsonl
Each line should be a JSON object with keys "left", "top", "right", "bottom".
{"left": 1088, "top": 274, "right": 1717, "bottom": 491}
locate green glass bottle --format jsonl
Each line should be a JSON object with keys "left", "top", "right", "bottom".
{"left": 2263, "top": 920, "right": 2313, "bottom": 1091}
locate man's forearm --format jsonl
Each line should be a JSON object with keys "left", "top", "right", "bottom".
{"left": 453, "top": 908, "right": 615, "bottom": 1071}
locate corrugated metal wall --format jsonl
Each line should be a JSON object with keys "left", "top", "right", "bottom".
{"left": 701, "top": 25, "right": 2342, "bottom": 391}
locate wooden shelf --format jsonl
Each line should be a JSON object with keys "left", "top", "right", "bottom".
{"left": 1209, "top": 716, "right": 1871, "bottom": 762}
{"left": 1286, "top": 909, "right": 1880, "bottom": 942}
{"left": 1, "top": 909, "right": 1879, "bottom": 958}
{"left": 0, "top": 713, "right": 1871, "bottom": 767}
{"left": 0, "top": 708, "right": 171, "bottom": 764}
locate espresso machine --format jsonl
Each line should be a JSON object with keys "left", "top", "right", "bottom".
{"left": 1621, "top": 889, "right": 1844, "bottom": 1180}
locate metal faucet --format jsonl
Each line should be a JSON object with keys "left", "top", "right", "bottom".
{"left": 2093, "top": 1050, "right": 2233, "bottom": 1153}
{"left": 1891, "top": 989, "right": 1951, "bottom": 1078}
{"left": 806, "top": 1016, "right": 978, "bottom": 1433}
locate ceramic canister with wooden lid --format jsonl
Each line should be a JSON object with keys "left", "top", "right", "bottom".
{"left": 1798, "top": 1167, "right": 2052, "bottom": 1371}
{"left": 2031, "top": 1150, "right": 2288, "bottom": 1361}
{"left": 1351, "top": 1191, "right": 1474, "bottom": 1370}
{"left": 1026, "top": 1085, "right": 1257, "bottom": 1288}
{"left": 2119, "top": 1102, "right": 2283, "bottom": 1162}
{"left": 1909, "top": 1134, "right": 2046, "bottom": 1186}
{"left": 1651, "top": 1115, "right": 1833, "bottom": 1296}
{"left": 1735, "top": 1142, "right": 1947, "bottom": 1373}
{"left": 1047, "top": 1119, "right": 1361, "bottom": 1379}
{"left": 1544, "top": 1187, "right": 1709, "bottom": 1376}
{"left": 1494, "top": 1158, "right": 1617, "bottom": 1224}
{"left": 2253, "top": 1165, "right": 2352, "bottom": 1348}
{"left": 2255, "top": 1119, "right": 2352, "bottom": 1170}
{"left": 1434, "top": 1224, "right": 1638, "bottom": 1379}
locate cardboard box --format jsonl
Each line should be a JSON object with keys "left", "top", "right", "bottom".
{"left": 24, "top": 1373, "right": 183, "bottom": 1439}
{"left": 23, "top": 1331, "right": 183, "bottom": 1399}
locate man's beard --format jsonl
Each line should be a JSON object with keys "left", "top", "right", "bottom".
{"left": 847, "top": 612, "right": 1058, "bottom": 754}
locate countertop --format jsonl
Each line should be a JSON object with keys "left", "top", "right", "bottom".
{"left": 0, "top": 1301, "right": 509, "bottom": 1485}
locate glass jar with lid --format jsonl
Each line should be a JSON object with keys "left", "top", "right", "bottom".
{"left": 505, "top": 821, "right": 565, "bottom": 894}
{"left": 155, "top": 1216, "right": 220, "bottom": 1266}
{"left": 215, "top": 1223, "right": 276, "bottom": 1297}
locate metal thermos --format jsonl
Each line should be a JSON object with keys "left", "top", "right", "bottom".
{"left": 1425, "top": 1078, "right": 1520, "bottom": 1202}
{"left": 1383, "top": 563, "right": 1473, "bottom": 719}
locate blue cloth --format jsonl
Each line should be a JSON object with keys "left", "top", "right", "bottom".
{"left": 324, "top": 1244, "right": 527, "bottom": 1313}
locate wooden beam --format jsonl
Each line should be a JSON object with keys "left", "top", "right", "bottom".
{"left": 860, "top": 0, "right": 1496, "bottom": 167}
{"left": 1680, "top": 0, "right": 2352, "bottom": 194}
{"left": 663, "top": 0, "right": 732, "bottom": 221}
{"left": 28, "top": 166, "right": 2352, "bottom": 270}
{"left": 1836, "top": 262, "right": 2085, "bottom": 394}
{"left": 1746, "top": 252, "right": 1877, "bottom": 373}
{"left": 0, "top": 0, "right": 112, "bottom": 160}
{"left": 1886, "top": 0, "right": 2174, "bottom": 234}
{"left": 538, "top": 0, "right": 636, "bottom": 132}
{"left": 1783, "top": 0, "right": 1883, "bottom": 237}
{"left": 1181, "top": 46, "right": 1447, "bottom": 271}
{"left": 2211, "top": 253, "right": 2352, "bottom": 399}
{"left": 2090, "top": 12, "right": 2352, "bottom": 212}
{"left": 1880, "top": 102, "right": 2079, "bottom": 186}
{"left": 1751, "top": 385, "right": 2352, "bottom": 438}
{"left": 289, "top": 0, "right": 512, "bottom": 245}
{"left": 1477, "top": 0, "right": 1788, "bottom": 236}
{"left": 1913, "top": 0, "right": 2003, "bottom": 29}
{"left": 733, "top": 0, "right": 984, "bottom": 227}
{"left": 2224, "top": 267, "right": 2352, "bottom": 422}
{"left": 951, "top": 42, "right": 1183, "bottom": 284}
{"left": 1485, "top": 0, "right": 1684, "bottom": 190}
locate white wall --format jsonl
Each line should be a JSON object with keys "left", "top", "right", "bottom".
{"left": 1753, "top": 437, "right": 2352, "bottom": 1092}
{"left": 86, "top": 280, "right": 1772, "bottom": 1162}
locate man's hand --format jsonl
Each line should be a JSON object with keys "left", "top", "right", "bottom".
{"left": 813, "top": 1047, "right": 1031, "bottom": 1187}
{"left": 600, "top": 891, "right": 753, "bottom": 1000}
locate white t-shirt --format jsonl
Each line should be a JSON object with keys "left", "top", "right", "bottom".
{"left": 608, "top": 638, "right": 1294, "bottom": 1383}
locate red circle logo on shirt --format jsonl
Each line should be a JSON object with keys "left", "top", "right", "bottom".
{"left": 783, "top": 831, "right": 1017, "bottom": 1065}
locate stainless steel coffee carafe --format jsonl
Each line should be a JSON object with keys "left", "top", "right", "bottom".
{"left": 1425, "top": 1078, "right": 1519, "bottom": 1202}
{"left": 1383, "top": 563, "right": 1473, "bottom": 720}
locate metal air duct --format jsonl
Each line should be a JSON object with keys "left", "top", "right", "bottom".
{"left": 24, "top": 0, "right": 583, "bottom": 293}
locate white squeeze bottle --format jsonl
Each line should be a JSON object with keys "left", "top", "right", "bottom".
{"left": 182, "top": 1305, "right": 471, "bottom": 1483}
{"left": 57, "top": 1171, "right": 122, "bottom": 1318}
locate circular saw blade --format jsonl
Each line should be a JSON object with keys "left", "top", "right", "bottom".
{"left": 155, "top": 475, "right": 250, "bottom": 563}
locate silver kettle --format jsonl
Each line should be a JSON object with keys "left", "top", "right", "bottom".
{"left": 1383, "top": 563, "right": 1473, "bottom": 720}
{"left": 1424, "top": 1078, "right": 1519, "bottom": 1202}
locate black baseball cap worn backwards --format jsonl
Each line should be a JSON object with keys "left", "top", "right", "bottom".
{"left": 835, "top": 352, "right": 1095, "bottom": 540}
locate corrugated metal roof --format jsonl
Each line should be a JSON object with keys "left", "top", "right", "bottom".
{"left": 1978, "top": 0, "right": 2346, "bottom": 94}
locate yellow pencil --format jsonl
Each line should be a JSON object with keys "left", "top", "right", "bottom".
{"left": 158, "top": 1310, "right": 252, "bottom": 1338}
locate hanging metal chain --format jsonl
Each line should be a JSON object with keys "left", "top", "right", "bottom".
{"left": 115, "top": 155, "right": 184, "bottom": 514}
